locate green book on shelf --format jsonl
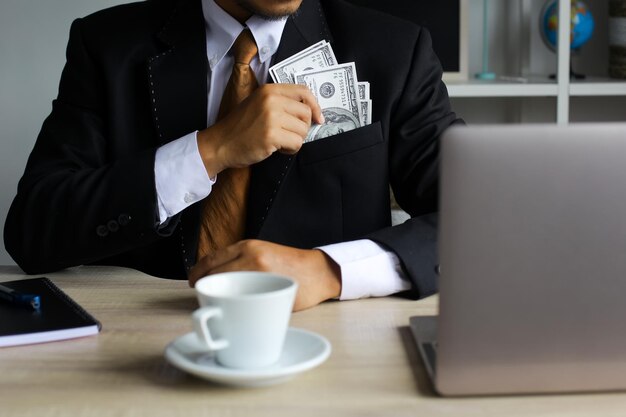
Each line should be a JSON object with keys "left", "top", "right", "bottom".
{"left": 0, "top": 277, "right": 101, "bottom": 347}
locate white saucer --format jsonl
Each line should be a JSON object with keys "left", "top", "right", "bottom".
{"left": 164, "top": 327, "right": 331, "bottom": 387}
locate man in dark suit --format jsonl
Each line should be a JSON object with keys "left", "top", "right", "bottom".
{"left": 4, "top": 0, "right": 459, "bottom": 310}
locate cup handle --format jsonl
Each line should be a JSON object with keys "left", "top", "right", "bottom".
{"left": 192, "top": 307, "right": 229, "bottom": 351}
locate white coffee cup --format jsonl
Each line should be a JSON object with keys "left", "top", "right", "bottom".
{"left": 192, "top": 271, "right": 298, "bottom": 369}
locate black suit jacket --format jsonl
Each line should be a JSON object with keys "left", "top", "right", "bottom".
{"left": 4, "top": 0, "right": 459, "bottom": 298}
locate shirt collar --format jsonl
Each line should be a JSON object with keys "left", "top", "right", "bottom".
{"left": 201, "top": 0, "right": 288, "bottom": 70}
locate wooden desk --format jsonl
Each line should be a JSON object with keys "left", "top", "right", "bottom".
{"left": 1, "top": 265, "right": 625, "bottom": 417}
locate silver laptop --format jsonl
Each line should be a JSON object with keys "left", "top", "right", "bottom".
{"left": 410, "top": 123, "right": 626, "bottom": 396}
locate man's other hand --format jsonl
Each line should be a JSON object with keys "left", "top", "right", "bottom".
{"left": 188, "top": 240, "right": 341, "bottom": 311}
{"left": 197, "top": 84, "right": 324, "bottom": 178}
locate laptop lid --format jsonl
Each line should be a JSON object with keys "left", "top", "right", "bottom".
{"left": 434, "top": 123, "right": 626, "bottom": 396}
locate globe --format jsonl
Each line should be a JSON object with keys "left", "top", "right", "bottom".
{"left": 541, "top": 0, "right": 595, "bottom": 51}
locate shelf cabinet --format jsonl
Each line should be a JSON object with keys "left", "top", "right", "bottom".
{"left": 446, "top": 0, "right": 626, "bottom": 124}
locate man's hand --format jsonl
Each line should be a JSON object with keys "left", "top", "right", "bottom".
{"left": 197, "top": 84, "right": 324, "bottom": 177}
{"left": 188, "top": 240, "right": 342, "bottom": 311}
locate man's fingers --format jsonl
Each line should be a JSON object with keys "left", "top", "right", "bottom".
{"left": 277, "top": 84, "right": 324, "bottom": 125}
{"left": 283, "top": 99, "right": 313, "bottom": 126}
{"left": 199, "top": 84, "right": 323, "bottom": 174}
{"left": 276, "top": 131, "right": 305, "bottom": 155}
{"left": 188, "top": 244, "right": 242, "bottom": 286}
{"left": 198, "top": 259, "right": 243, "bottom": 276}
{"left": 280, "top": 111, "right": 310, "bottom": 139}
{"left": 205, "top": 243, "right": 242, "bottom": 270}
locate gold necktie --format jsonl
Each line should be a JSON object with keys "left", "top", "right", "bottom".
{"left": 197, "top": 29, "right": 259, "bottom": 260}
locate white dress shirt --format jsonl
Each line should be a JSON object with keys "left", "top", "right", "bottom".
{"left": 154, "top": 0, "right": 411, "bottom": 300}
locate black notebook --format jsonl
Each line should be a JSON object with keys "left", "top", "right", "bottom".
{"left": 0, "top": 277, "right": 101, "bottom": 347}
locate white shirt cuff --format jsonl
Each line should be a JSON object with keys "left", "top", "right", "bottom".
{"left": 317, "top": 239, "right": 411, "bottom": 300}
{"left": 154, "top": 131, "right": 215, "bottom": 224}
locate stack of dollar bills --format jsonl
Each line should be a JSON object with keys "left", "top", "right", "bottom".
{"left": 270, "top": 41, "right": 372, "bottom": 143}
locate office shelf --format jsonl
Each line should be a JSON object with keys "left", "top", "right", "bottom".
{"left": 446, "top": 0, "right": 626, "bottom": 124}
{"left": 569, "top": 78, "right": 626, "bottom": 96}
{"left": 447, "top": 77, "right": 558, "bottom": 98}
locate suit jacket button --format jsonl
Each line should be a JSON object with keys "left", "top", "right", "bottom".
{"left": 118, "top": 213, "right": 131, "bottom": 226}
{"left": 107, "top": 220, "right": 120, "bottom": 233}
{"left": 96, "top": 225, "right": 109, "bottom": 237}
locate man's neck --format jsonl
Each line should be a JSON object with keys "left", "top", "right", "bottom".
{"left": 214, "top": 0, "right": 252, "bottom": 24}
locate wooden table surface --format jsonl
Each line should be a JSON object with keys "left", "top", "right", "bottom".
{"left": 1, "top": 265, "right": 626, "bottom": 417}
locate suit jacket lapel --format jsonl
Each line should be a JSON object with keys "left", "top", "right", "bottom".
{"left": 148, "top": 0, "right": 208, "bottom": 145}
{"left": 147, "top": 0, "right": 207, "bottom": 272}
{"left": 246, "top": 0, "right": 333, "bottom": 239}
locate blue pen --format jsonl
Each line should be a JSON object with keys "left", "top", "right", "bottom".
{"left": 0, "top": 283, "right": 41, "bottom": 310}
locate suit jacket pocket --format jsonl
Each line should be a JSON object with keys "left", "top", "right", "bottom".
{"left": 297, "top": 122, "right": 384, "bottom": 165}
